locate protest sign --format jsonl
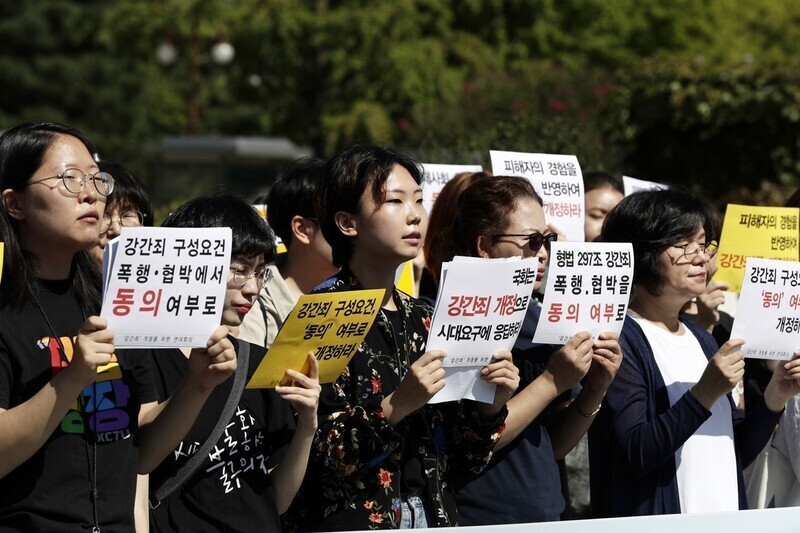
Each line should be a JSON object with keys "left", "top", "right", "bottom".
{"left": 490, "top": 150, "right": 585, "bottom": 242}
{"left": 622, "top": 175, "right": 668, "bottom": 196}
{"left": 421, "top": 163, "right": 483, "bottom": 216}
{"left": 730, "top": 258, "right": 800, "bottom": 360}
{"left": 716, "top": 204, "right": 799, "bottom": 293}
{"left": 100, "top": 227, "right": 231, "bottom": 348}
{"left": 247, "top": 289, "right": 384, "bottom": 388}
{"left": 427, "top": 256, "right": 538, "bottom": 404}
{"left": 534, "top": 242, "right": 633, "bottom": 345}
{"left": 395, "top": 260, "right": 415, "bottom": 297}
{"left": 253, "top": 203, "right": 286, "bottom": 254}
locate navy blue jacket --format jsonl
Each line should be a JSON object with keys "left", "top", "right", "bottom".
{"left": 589, "top": 316, "right": 782, "bottom": 517}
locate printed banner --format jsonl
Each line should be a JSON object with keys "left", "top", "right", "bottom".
{"left": 247, "top": 289, "right": 385, "bottom": 388}
{"left": 421, "top": 163, "right": 483, "bottom": 217}
{"left": 534, "top": 242, "right": 634, "bottom": 345}
{"left": 716, "top": 204, "right": 799, "bottom": 293}
{"left": 490, "top": 150, "right": 585, "bottom": 242}
{"left": 428, "top": 256, "right": 538, "bottom": 404}
{"left": 730, "top": 258, "right": 800, "bottom": 360}
{"left": 100, "top": 227, "right": 232, "bottom": 348}
{"left": 622, "top": 175, "right": 668, "bottom": 196}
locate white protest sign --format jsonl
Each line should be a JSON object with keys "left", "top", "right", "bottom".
{"left": 427, "top": 256, "right": 538, "bottom": 404}
{"left": 534, "top": 242, "right": 633, "bottom": 345}
{"left": 730, "top": 258, "right": 800, "bottom": 360}
{"left": 421, "top": 163, "right": 483, "bottom": 217}
{"left": 101, "top": 227, "right": 232, "bottom": 348}
{"left": 622, "top": 175, "right": 668, "bottom": 196}
{"left": 490, "top": 150, "right": 585, "bottom": 242}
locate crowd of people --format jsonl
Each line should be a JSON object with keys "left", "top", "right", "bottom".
{"left": 0, "top": 121, "right": 798, "bottom": 532}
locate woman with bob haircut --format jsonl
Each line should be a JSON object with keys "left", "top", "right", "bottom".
{"left": 0, "top": 122, "right": 235, "bottom": 531}
{"left": 284, "top": 144, "right": 518, "bottom": 530}
{"left": 590, "top": 188, "right": 800, "bottom": 516}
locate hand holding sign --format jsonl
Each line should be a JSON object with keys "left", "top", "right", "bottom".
{"left": 545, "top": 331, "right": 593, "bottom": 395}
{"left": 584, "top": 332, "right": 623, "bottom": 394}
{"left": 67, "top": 316, "right": 115, "bottom": 387}
{"left": 383, "top": 350, "right": 446, "bottom": 425}
{"left": 187, "top": 325, "right": 236, "bottom": 392}
{"left": 764, "top": 353, "right": 800, "bottom": 411}
{"left": 275, "top": 353, "right": 321, "bottom": 430}
{"left": 691, "top": 338, "right": 746, "bottom": 410}
{"left": 478, "top": 350, "right": 520, "bottom": 419}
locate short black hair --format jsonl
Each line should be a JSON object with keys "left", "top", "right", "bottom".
{"left": 317, "top": 144, "right": 423, "bottom": 267}
{"left": 161, "top": 194, "right": 276, "bottom": 262}
{"left": 98, "top": 160, "right": 154, "bottom": 225}
{"left": 584, "top": 171, "right": 623, "bottom": 194}
{"left": 267, "top": 157, "right": 326, "bottom": 247}
{"left": 600, "top": 188, "right": 718, "bottom": 295}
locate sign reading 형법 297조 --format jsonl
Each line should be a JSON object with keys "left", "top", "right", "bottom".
{"left": 100, "top": 227, "right": 232, "bottom": 349}
{"left": 489, "top": 150, "right": 585, "bottom": 242}
{"left": 246, "top": 289, "right": 385, "bottom": 388}
{"left": 534, "top": 242, "right": 634, "bottom": 345}
{"left": 730, "top": 258, "right": 800, "bottom": 360}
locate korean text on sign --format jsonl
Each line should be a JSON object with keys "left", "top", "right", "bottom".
{"left": 100, "top": 227, "right": 231, "bottom": 348}
{"left": 246, "top": 289, "right": 385, "bottom": 389}
{"left": 489, "top": 150, "right": 585, "bottom": 242}
{"left": 420, "top": 163, "right": 483, "bottom": 217}
{"left": 533, "top": 242, "right": 634, "bottom": 345}
{"left": 730, "top": 258, "right": 800, "bottom": 360}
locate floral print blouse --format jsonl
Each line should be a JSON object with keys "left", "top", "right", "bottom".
{"left": 283, "top": 266, "right": 507, "bottom": 531}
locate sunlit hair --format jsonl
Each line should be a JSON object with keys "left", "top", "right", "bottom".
{"left": 424, "top": 171, "right": 490, "bottom": 284}
{"left": 317, "top": 144, "right": 423, "bottom": 267}
{"left": 600, "top": 188, "right": 718, "bottom": 295}
{"left": 267, "top": 157, "right": 326, "bottom": 248}
{"left": 0, "top": 122, "right": 101, "bottom": 310}
{"left": 444, "top": 175, "right": 542, "bottom": 263}
{"left": 162, "top": 194, "right": 277, "bottom": 263}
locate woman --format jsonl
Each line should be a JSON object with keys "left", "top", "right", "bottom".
{"left": 90, "top": 160, "right": 153, "bottom": 270}
{"left": 583, "top": 171, "right": 623, "bottom": 243}
{"left": 0, "top": 122, "right": 234, "bottom": 531}
{"left": 590, "top": 188, "right": 800, "bottom": 516}
{"left": 149, "top": 195, "right": 320, "bottom": 532}
{"left": 285, "top": 144, "right": 518, "bottom": 530}
{"left": 445, "top": 175, "right": 621, "bottom": 524}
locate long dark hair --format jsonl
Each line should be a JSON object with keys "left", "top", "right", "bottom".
{"left": 0, "top": 122, "right": 102, "bottom": 310}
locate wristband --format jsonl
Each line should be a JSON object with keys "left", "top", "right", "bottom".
{"left": 575, "top": 400, "right": 601, "bottom": 417}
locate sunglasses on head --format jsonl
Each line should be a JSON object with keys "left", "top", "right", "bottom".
{"left": 492, "top": 231, "right": 558, "bottom": 252}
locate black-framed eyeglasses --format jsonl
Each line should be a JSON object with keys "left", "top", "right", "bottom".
{"left": 492, "top": 232, "right": 558, "bottom": 252}
{"left": 100, "top": 210, "right": 146, "bottom": 234}
{"left": 229, "top": 265, "right": 272, "bottom": 288}
{"left": 671, "top": 240, "right": 718, "bottom": 261}
{"left": 26, "top": 168, "right": 115, "bottom": 196}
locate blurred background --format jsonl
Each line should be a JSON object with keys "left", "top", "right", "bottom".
{"left": 2, "top": 0, "right": 799, "bottom": 221}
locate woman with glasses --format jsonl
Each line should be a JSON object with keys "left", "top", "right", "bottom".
{"left": 0, "top": 122, "right": 236, "bottom": 531}
{"left": 90, "top": 160, "right": 153, "bottom": 271}
{"left": 437, "top": 175, "right": 621, "bottom": 525}
{"left": 590, "top": 188, "right": 800, "bottom": 517}
{"left": 150, "top": 195, "right": 320, "bottom": 533}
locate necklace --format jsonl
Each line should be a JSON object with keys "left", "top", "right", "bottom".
{"left": 31, "top": 285, "right": 101, "bottom": 533}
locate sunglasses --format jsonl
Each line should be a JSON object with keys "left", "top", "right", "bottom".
{"left": 492, "top": 232, "right": 558, "bottom": 252}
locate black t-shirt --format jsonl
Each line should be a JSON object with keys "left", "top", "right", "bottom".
{"left": 0, "top": 278, "right": 157, "bottom": 532}
{"left": 148, "top": 339, "right": 295, "bottom": 533}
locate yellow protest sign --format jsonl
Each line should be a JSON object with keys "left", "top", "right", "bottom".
{"left": 247, "top": 288, "right": 385, "bottom": 388}
{"left": 716, "top": 204, "right": 799, "bottom": 293}
{"left": 0, "top": 242, "right": 4, "bottom": 284}
{"left": 395, "top": 260, "right": 415, "bottom": 297}
{"left": 252, "top": 204, "right": 287, "bottom": 254}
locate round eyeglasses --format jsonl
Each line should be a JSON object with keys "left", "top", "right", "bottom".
{"left": 100, "top": 210, "right": 146, "bottom": 234}
{"left": 492, "top": 231, "right": 558, "bottom": 253}
{"left": 229, "top": 265, "right": 272, "bottom": 288}
{"left": 671, "top": 240, "right": 718, "bottom": 261}
{"left": 26, "top": 168, "right": 115, "bottom": 196}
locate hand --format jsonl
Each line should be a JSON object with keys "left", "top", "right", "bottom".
{"left": 479, "top": 350, "right": 520, "bottom": 417}
{"left": 187, "top": 326, "right": 236, "bottom": 392}
{"left": 695, "top": 280, "right": 730, "bottom": 331}
{"left": 545, "top": 331, "right": 594, "bottom": 394}
{"left": 382, "top": 350, "right": 446, "bottom": 424}
{"left": 764, "top": 351, "right": 800, "bottom": 412}
{"left": 583, "top": 332, "right": 623, "bottom": 394}
{"left": 691, "top": 338, "right": 745, "bottom": 410}
{"left": 66, "top": 316, "right": 115, "bottom": 388}
{"left": 276, "top": 353, "right": 321, "bottom": 429}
